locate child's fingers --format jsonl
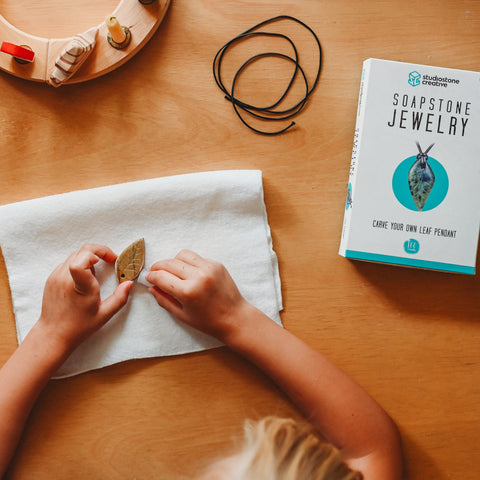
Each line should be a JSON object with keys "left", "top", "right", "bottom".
{"left": 81, "top": 244, "right": 118, "bottom": 264}
{"left": 147, "top": 269, "right": 185, "bottom": 299}
{"left": 66, "top": 244, "right": 118, "bottom": 295}
{"left": 149, "top": 258, "right": 195, "bottom": 280}
{"left": 149, "top": 286, "right": 183, "bottom": 316}
{"left": 99, "top": 281, "right": 133, "bottom": 322}
{"left": 175, "top": 249, "right": 209, "bottom": 268}
{"left": 68, "top": 250, "right": 101, "bottom": 295}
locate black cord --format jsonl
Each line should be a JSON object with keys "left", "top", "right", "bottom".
{"left": 212, "top": 15, "right": 322, "bottom": 135}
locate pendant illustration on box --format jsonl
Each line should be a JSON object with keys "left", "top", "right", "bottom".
{"left": 408, "top": 142, "right": 435, "bottom": 211}
{"left": 392, "top": 142, "right": 449, "bottom": 213}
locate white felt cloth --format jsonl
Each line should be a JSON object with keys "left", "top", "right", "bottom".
{"left": 0, "top": 170, "right": 282, "bottom": 378}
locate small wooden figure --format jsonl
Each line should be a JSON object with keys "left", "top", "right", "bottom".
{"left": 106, "top": 16, "right": 132, "bottom": 49}
{"left": 0, "top": 0, "right": 171, "bottom": 84}
{"left": 48, "top": 27, "right": 98, "bottom": 87}
{"left": 0, "top": 42, "right": 35, "bottom": 64}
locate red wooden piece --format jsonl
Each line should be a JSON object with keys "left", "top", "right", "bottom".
{"left": 0, "top": 42, "right": 35, "bottom": 62}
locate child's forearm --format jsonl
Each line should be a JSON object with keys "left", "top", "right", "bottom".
{"left": 0, "top": 323, "right": 68, "bottom": 478}
{"left": 223, "top": 302, "right": 403, "bottom": 478}
{"left": 144, "top": 251, "right": 403, "bottom": 478}
{"left": 0, "top": 244, "right": 131, "bottom": 478}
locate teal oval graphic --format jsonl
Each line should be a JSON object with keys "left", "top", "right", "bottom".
{"left": 392, "top": 156, "right": 449, "bottom": 212}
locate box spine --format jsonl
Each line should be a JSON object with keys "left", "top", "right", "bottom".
{"left": 339, "top": 60, "right": 371, "bottom": 256}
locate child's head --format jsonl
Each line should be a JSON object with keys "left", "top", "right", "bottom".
{"left": 202, "top": 417, "right": 363, "bottom": 480}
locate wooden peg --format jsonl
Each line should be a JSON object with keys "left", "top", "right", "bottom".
{"left": 105, "top": 16, "right": 131, "bottom": 50}
{"left": 0, "top": 42, "right": 34, "bottom": 64}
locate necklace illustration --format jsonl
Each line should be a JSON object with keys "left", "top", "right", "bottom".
{"left": 408, "top": 141, "right": 435, "bottom": 211}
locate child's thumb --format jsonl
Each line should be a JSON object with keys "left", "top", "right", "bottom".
{"left": 99, "top": 281, "right": 134, "bottom": 323}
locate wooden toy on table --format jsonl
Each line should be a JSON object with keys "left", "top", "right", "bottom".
{"left": 105, "top": 16, "right": 132, "bottom": 50}
{"left": 0, "top": 42, "right": 35, "bottom": 64}
{"left": 0, "top": 0, "right": 171, "bottom": 87}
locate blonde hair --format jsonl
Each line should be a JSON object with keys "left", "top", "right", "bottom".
{"left": 205, "top": 417, "right": 363, "bottom": 480}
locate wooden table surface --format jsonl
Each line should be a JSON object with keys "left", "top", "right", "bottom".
{"left": 0, "top": 1, "right": 478, "bottom": 479}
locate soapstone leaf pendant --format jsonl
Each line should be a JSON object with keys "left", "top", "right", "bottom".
{"left": 408, "top": 158, "right": 435, "bottom": 211}
{"left": 115, "top": 238, "right": 145, "bottom": 283}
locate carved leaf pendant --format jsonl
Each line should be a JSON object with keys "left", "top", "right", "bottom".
{"left": 408, "top": 159, "right": 435, "bottom": 211}
{"left": 115, "top": 238, "right": 145, "bottom": 283}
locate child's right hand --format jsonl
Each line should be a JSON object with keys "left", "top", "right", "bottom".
{"left": 147, "top": 250, "right": 250, "bottom": 342}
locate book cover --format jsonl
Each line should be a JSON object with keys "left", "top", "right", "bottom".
{"left": 339, "top": 59, "right": 480, "bottom": 274}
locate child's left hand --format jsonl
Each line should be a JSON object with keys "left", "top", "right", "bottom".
{"left": 36, "top": 244, "right": 133, "bottom": 355}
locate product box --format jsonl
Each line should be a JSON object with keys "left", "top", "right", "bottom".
{"left": 339, "top": 59, "right": 480, "bottom": 274}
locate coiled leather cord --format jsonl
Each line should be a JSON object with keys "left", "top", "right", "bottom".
{"left": 213, "top": 15, "right": 322, "bottom": 135}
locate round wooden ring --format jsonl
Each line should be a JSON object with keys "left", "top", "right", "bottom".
{"left": 0, "top": 0, "right": 171, "bottom": 85}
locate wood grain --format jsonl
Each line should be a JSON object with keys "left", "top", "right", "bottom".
{"left": 0, "top": 1, "right": 479, "bottom": 479}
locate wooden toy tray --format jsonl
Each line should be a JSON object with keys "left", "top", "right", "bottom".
{"left": 0, "top": 0, "right": 170, "bottom": 85}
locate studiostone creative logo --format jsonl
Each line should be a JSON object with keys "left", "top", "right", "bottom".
{"left": 407, "top": 69, "right": 460, "bottom": 88}
{"left": 408, "top": 71, "right": 421, "bottom": 87}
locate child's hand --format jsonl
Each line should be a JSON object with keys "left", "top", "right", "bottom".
{"left": 147, "top": 250, "right": 249, "bottom": 341}
{"left": 37, "top": 244, "right": 133, "bottom": 355}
